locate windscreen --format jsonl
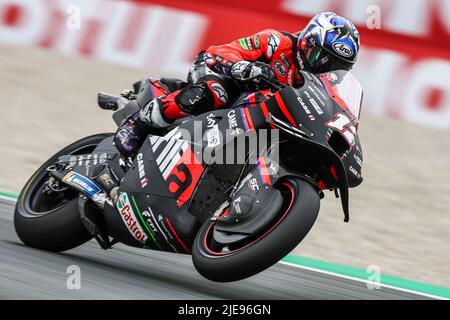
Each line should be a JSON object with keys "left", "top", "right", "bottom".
{"left": 319, "top": 70, "right": 363, "bottom": 121}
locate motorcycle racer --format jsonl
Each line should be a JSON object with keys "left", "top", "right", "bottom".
{"left": 114, "top": 12, "right": 361, "bottom": 156}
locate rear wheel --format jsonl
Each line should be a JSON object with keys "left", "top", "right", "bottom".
{"left": 192, "top": 177, "right": 320, "bottom": 282}
{"left": 14, "top": 133, "right": 113, "bottom": 252}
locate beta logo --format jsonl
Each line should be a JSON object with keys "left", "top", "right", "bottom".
{"left": 116, "top": 193, "right": 148, "bottom": 243}
{"left": 332, "top": 42, "right": 353, "bottom": 58}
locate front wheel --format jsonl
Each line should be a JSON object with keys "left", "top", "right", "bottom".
{"left": 14, "top": 133, "right": 113, "bottom": 252}
{"left": 192, "top": 177, "right": 320, "bottom": 282}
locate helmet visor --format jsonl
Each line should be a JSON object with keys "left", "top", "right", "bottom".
{"left": 301, "top": 39, "right": 353, "bottom": 74}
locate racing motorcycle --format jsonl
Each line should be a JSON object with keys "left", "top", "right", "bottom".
{"left": 14, "top": 70, "right": 364, "bottom": 282}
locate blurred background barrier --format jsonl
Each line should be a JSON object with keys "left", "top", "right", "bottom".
{"left": 0, "top": 0, "right": 449, "bottom": 287}
{"left": 1, "top": 0, "right": 449, "bottom": 128}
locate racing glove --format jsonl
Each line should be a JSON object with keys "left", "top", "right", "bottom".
{"left": 231, "top": 61, "right": 276, "bottom": 90}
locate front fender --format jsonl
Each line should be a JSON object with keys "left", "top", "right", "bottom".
{"left": 273, "top": 137, "right": 350, "bottom": 222}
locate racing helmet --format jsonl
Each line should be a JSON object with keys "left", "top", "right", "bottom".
{"left": 296, "top": 12, "right": 360, "bottom": 74}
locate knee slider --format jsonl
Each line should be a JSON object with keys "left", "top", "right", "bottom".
{"left": 176, "top": 81, "right": 228, "bottom": 115}
{"left": 176, "top": 84, "right": 213, "bottom": 114}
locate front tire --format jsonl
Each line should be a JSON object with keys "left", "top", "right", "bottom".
{"left": 14, "top": 133, "right": 113, "bottom": 252}
{"left": 192, "top": 177, "right": 320, "bottom": 282}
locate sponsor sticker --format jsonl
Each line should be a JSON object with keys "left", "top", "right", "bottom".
{"left": 354, "top": 154, "right": 363, "bottom": 167}
{"left": 137, "top": 153, "right": 148, "bottom": 188}
{"left": 62, "top": 171, "right": 101, "bottom": 197}
{"left": 297, "top": 96, "right": 312, "bottom": 116}
{"left": 246, "top": 37, "right": 254, "bottom": 50}
{"left": 309, "top": 98, "right": 323, "bottom": 115}
{"left": 308, "top": 85, "right": 328, "bottom": 103}
{"left": 248, "top": 178, "right": 260, "bottom": 191}
{"left": 253, "top": 35, "right": 261, "bottom": 49}
{"left": 280, "top": 53, "right": 291, "bottom": 67}
{"left": 274, "top": 60, "right": 287, "bottom": 77}
{"left": 325, "top": 113, "right": 357, "bottom": 147}
{"left": 142, "top": 209, "right": 179, "bottom": 253}
{"left": 327, "top": 72, "right": 338, "bottom": 82}
{"left": 349, "top": 165, "right": 361, "bottom": 178}
{"left": 232, "top": 197, "right": 242, "bottom": 214}
{"left": 206, "top": 124, "right": 221, "bottom": 147}
{"left": 304, "top": 91, "right": 324, "bottom": 115}
{"left": 332, "top": 42, "right": 354, "bottom": 58}
{"left": 227, "top": 110, "right": 242, "bottom": 136}
{"left": 116, "top": 193, "right": 148, "bottom": 243}
{"left": 239, "top": 38, "right": 249, "bottom": 50}
{"left": 206, "top": 113, "right": 217, "bottom": 128}
{"left": 236, "top": 173, "right": 253, "bottom": 192}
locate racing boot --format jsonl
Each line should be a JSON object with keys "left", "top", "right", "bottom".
{"left": 114, "top": 98, "right": 172, "bottom": 157}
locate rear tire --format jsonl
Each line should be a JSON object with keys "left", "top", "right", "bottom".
{"left": 192, "top": 177, "right": 320, "bottom": 282}
{"left": 14, "top": 133, "right": 113, "bottom": 252}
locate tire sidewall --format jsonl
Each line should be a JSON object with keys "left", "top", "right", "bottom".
{"left": 14, "top": 133, "right": 113, "bottom": 252}
{"left": 192, "top": 177, "right": 320, "bottom": 282}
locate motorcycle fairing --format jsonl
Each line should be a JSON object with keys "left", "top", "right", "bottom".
{"left": 102, "top": 191, "right": 198, "bottom": 252}
{"left": 234, "top": 86, "right": 354, "bottom": 221}
{"left": 93, "top": 70, "right": 363, "bottom": 249}
{"left": 109, "top": 106, "right": 273, "bottom": 250}
{"left": 238, "top": 76, "right": 363, "bottom": 188}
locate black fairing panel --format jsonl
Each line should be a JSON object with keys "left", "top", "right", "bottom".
{"left": 103, "top": 201, "right": 143, "bottom": 248}
{"left": 120, "top": 138, "right": 173, "bottom": 198}
{"left": 128, "top": 193, "right": 200, "bottom": 252}
{"left": 102, "top": 189, "right": 200, "bottom": 252}
{"left": 342, "top": 135, "right": 363, "bottom": 188}
{"left": 105, "top": 131, "right": 201, "bottom": 252}
{"left": 250, "top": 72, "right": 363, "bottom": 189}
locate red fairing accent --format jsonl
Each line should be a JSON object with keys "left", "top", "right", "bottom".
{"left": 320, "top": 74, "right": 356, "bottom": 121}
{"left": 330, "top": 166, "right": 339, "bottom": 182}
{"left": 220, "top": 209, "right": 230, "bottom": 219}
{"left": 275, "top": 92, "right": 297, "bottom": 127}
{"left": 244, "top": 90, "right": 272, "bottom": 107}
{"left": 243, "top": 107, "right": 255, "bottom": 131}
{"left": 168, "top": 147, "right": 204, "bottom": 207}
{"left": 317, "top": 180, "right": 326, "bottom": 190}
{"left": 260, "top": 101, "right": 269, "bottom": 119}
{"left": 160, "top": 90, "right": 190, "bottom": 120}
{"left": 165, "top": 218, "right": 190, "bottom": 254}
{"left": 258, "top": 156, "right": 272, "bottom": 185}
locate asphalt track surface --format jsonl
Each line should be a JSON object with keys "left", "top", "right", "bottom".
{"left": 0, "top": 198, "right": 435, "bottom": 300}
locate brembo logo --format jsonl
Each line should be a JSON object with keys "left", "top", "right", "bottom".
{"left": 116, "top": 193, "right": 148, "bottom": 243}
{"left": 332, "top": 42, "right": 353, "bottom": 58}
